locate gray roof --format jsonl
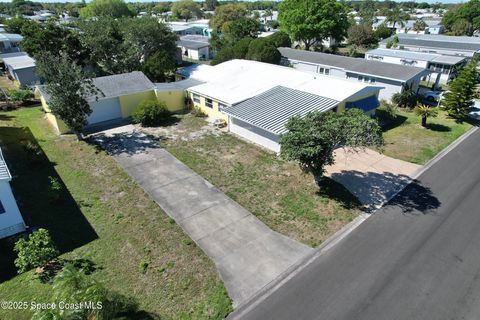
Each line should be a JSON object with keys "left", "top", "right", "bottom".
{"left": 155, "top": 78, "right": 204, "bottom": 91}
{"left": 223, "top": 85, "right": 339, "bottom": 135}
{"left": 0, "top": 147, "right": 12, "bottom": 181}
{"left": 366, "top": 48, "right": 466, "bottom": 65}
{"left": 39, "top": 71, "right": 155, "bottom": 103}
{"left": 0, "top": 51, "right": 28, "bottom": 60}
{"left": 279, "top": 47, "right": 428, "bottom": 82}
{"left": 380, "top": 34, "right": 480, "bottom": 52}
{"left": 177, "top": 38, "right": 209, "bottom": 50}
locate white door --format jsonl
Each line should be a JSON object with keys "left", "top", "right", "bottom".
{"left": 87, "top": 97, "right": 122, "bottom": 125}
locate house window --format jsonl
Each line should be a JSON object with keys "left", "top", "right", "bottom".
{"left": 318, "top": 67, "right": 329, "bottom": 75}
{"left": 218, "top": 103, "right": 226, "bottom": 111}
{"left": 319, "top": 67, "right": 324, "bottom": 74}
{"left": 0, "top": 200, "right": 5, "bottom": 214}
{"left": 193, "top": 94, "right": 200, "bottom": 103}
{"left": 205, "top": 98, "right": 213, "bottom": 108}
{"left": 325, "top": 69, "right": 330, "bottom": 75}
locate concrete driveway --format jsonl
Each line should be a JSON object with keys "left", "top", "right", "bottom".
{"left": 91, "top": 125, "right": 313, "bottom": 308}
{"left": 325, "top": 148, "right": 421, "bottom": 210}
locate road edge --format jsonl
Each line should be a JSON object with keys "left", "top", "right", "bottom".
{"left": 228, "top": 125, "right": 479, "bottom": 319}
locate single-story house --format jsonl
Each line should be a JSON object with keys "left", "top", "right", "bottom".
{"left": 167, "top": 20, "right": 212, "bottom": 37}
{"left": 177, "top": 35, "right": 211, "bottom": 61}
{"left": 279, "top": 47, "right": 430, "bottom": 101}
{"left": 176, "top": 63, "right": 213, "bottom": 80}
{"left": 1, "top": 52, "right": 39, "bottom": 87}
{"left": 365, "top": 48, "right": 467, "bottom": 85}
{"left": 37, "top": 71, "right": 199, "bottom": 134}
{"left": 379, "top": 33, "right": 480, "bottom": 58}
{"left": 185, "top": 59, "right": 382, "bottom": 152}
{"left": 0, "top": 33, "right": 22, "bottom": 54}
{"left": 0, "top": 147, "right": 26, "bottom": 239}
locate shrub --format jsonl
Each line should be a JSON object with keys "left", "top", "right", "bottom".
{"left": 132, "top": 100, "right": 171, "bottom": 127}
{"left": 191, "top": 105, "right": 208, "bottom": 117}
{"left": 138, "top": 260, "right": 149, "bottom": 274}
{"left": 14, "top": 228, "right": 59, "bottom": 274}
{"left": 7, "top": 89, "right": 33, "bottom": 104}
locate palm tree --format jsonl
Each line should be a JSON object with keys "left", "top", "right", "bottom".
{"left": 386, "top": 8, "right": 408, "bottom": 28}
{"left": 414, "top": 104, "right": 438, "bottom": 127}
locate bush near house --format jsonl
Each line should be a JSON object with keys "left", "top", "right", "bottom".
{"left": 14, "top": 229, "right": 59, "bottom": 274}
{"left": 132, "top": 100, "right": 171, "bottom": 127}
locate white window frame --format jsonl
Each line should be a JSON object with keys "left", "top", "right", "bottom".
{"left": 205, "top": 98, "right": 213, "bottom": 108}
{"left": 193, "top": 94, "right": 200, "bottom": 103}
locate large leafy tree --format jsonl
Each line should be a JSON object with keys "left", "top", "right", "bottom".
{"left": 80, "top": 0, "right": 134, "bottom": 18}
{"left": 442, "top": 0, "right": 480, "bottom": 35}
{"left": 278, "top": 0, "right": 350, "bottom": 50}
{"left": 246, "top": 37, "right": 281, "bottom": 64}
{"left": 209, "top": 3, "right": 248, "bottom": 31}
{"left": 20, "top": 22, "right": 90, "bottom": 66}
{"left": 204, "top": 0, "right": 219, "bottom": 11}
{"left": 221, "top": 17, "right": 260, "bottom": 44}
{"left": 347, "top": 24, "right": 377, "bottom": 47}
{"left": 172, "top": 0, "right": 202, "bottom": 21}
{"left": 4, "top": 17, "right": 37, "bottom": 34}
{"left": 35, "top": 52, "right": 101, "bottom": 134}
{"left": 280, "top": 108, "right": 383, "bottom": 183}
{"left": 79, "top": 17, "right": 177, "bottom": 80}
{"left": 441, "top": 60, "right": 479, "bottom": 119}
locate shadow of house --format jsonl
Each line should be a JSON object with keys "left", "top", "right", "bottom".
{"left": 0, "top": 126, "right": 98, "bottom": 281}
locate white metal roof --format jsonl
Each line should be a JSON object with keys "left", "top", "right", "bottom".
{"left": 0, "top": 147, "right": 12, "bottom": 181}
{"left": 0, "top": 33, "right": 22, "bottom": 43}
{"left": 187, "top": 59, "right": 380, "bottom": 105}
{"left": 366, "top": 48, "right": 466, "bottom": 65}
{"left": 3, "top": 54, "right": 35, "bottom": 70}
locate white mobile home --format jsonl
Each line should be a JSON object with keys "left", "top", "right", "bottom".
{"left": 0, "top": 147, "right": 26, "bottom": 239}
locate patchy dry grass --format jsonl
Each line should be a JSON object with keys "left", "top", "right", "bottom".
{"left": 0, "top": 107, "right": 231, "bottom": 320}
{"left": 148, "top": 115, "right": 362, "bottom": 247}
{"left": 377, "top": 108, "right": 474, "bottom": 164}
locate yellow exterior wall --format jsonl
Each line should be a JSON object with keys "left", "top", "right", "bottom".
{"left": 155, "top": 90, "right": 186, "bottom": 112}
{"left": 40, "top": 96, "right": 69, "bottom": 134}
{"left": 189, "top": 92, "right": 229, "bottom": 122}
{"left": 118, "top": 90, "right": 156, "bottom": 118}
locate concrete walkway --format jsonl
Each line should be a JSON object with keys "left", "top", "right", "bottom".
{"left": 325, "top": 148, "right": 421, "bottom": 210}
{"left": 91, "top": 126, "right": 313, "bottom": 307}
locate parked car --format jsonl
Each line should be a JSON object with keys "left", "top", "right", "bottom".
{"left": 423, "top": 90, "right": 443, "bottom": 102}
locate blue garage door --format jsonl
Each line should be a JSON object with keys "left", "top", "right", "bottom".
{"left": 87, "top": 97, "right": 122, "bottom": 125}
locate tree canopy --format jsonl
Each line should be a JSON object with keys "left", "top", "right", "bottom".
{"left": 442, "top": 0, "right": 480, "bottom": 35}
{"left": 347, "top": 24, "right": 377, "bottom": 47}
{"left": 35, "top": 52, "right": 101, "bottom": 134}
{"left": 441, "top": 59, "right": 479, "bottom": 119}
{"left": 171, "top": 0, "right": 202, "bottom": 21}
{"left": 278, "top": 0, "right": 350, "bottom": 50}
{"left": 209, "top": 3, "right": 248, "bottom": 31}
{"left": 246, "top": 37, "right": 281, "bottom": 64}
{"left": 280, "top": 108, "right": 383, "bottom": 182}
{"left": 80, "top": 0, "right": 134, "bottom": 19}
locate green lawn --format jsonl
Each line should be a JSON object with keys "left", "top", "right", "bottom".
{"left": 378, "top": 108, "right": 474, "bottom": 164}
{"left": 0, "top": 107, "right": 231, "bottom": 320}
{"left": 157, "top": 116, "right": 362, "bottom": 248}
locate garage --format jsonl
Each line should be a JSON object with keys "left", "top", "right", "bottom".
{"left": 87, "top": 97, "right": 122, "bottom": 125}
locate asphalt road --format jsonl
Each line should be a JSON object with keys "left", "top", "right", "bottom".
{"left": 231, "top": 128, "right": 480, "bottom": 320}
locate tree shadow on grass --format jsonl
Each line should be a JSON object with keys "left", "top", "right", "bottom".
{"left": 88, "top": 129, "right": 164, "bottom": 157}
{"left": 376, "top": 112, "right": 408, "bottom": 132}
{"left": 0, "top": 126, "right": 98, "bottom": 281}
{"left": 425, "top": 123, "right": 451, "bottom": 132}
{"left": 329, "top": 170, "right": 441, "bottom": 214}
{"left": 0, "top": 113, "right": 15, "bottom": 121}
{"left": 316, "top": 177, "right": 363, "bottom": 210}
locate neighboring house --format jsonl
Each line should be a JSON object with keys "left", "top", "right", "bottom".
{"left": 366, "top": 48, "right": 466, "bottom": 85}
{"left": 1, "top": 53, "right": 39, "bottom": 87}
{"left": 379, "top": 33, "right": 480, "bottom": 58}
{"left": 167, "top": 20, "right": 212, "bottom": 37}
{"left": 185, "top": 59, "right": 382, "bottom": 152}
{"left": 37, "top": 71, "right": 198, "bottom": 134}
{"left": 372, "top": 18, "right": 444, "bottom": 34}
{"left": 0, "top": 147, "right": 26, "bottom": 239}
{"left": 279, "top": 47, "right": 430, "bottom": 101}
{"left": 177, "top": 35, "right": 211, "bottom": 61}
{"left": 0, "top": 33, "right": 22, "bottom": 54}
{"left": 426, "top": 24, "right": 444, "bottom": 35}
